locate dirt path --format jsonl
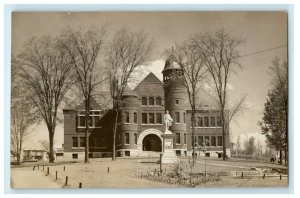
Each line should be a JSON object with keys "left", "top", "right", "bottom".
{"left": 11, "top": 167, "right": 61, "bottom": 188}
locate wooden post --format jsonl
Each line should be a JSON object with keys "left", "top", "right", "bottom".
{"left": 160, "top": 153, "right": 162, "bottom": 173}
{"left": 47, "top": 167, "right": 49, "bottom": 175}
{"left": 37, "top": 164, "right": 39, "bottom": 170}
{"left": 263, "top": 174, "right": 265, "bottom": 179}
{"left": 79, "top": 182, "right": 82, "bottom": 188}
{"left": 280, "top": 174, "right": 282, "bottom": 180}
{"left": 43, "top": 164, "right": 44, "bottom": 170}
{"left": 107, "top": 167, "right": 109, "bottom": 173}
{"left": 33, "top": 166, "right": 35, "bottom": 171}
{"left": 56, "top": 171, "right": 58, "bottom": 180}
{"left": 241, "top": 172, "right": 244, "bottom": 178}
{"left": 65, "top": 176, "right": 68, "bottom": 186}
{"left": 64, "top": 166, "right": 65, "bottom": 171}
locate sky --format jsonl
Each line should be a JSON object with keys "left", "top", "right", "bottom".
{"left": 11, "top": 12, "right": 288, "bottom": 150}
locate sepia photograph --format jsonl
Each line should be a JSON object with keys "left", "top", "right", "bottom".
{"left": 10, "top": 10, "right": 289, "bottom": 189}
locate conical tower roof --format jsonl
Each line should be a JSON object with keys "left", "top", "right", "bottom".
{"left": 162, "top": 53, "right": 181, "bottom": 73}
{"left": 122, "top": 85, "right": 138, "bottom": 97}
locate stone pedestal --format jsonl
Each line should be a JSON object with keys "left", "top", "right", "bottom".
{"left": 161, "top": 133, "right": 178, "bottom": 164}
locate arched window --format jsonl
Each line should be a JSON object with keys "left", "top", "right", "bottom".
{"left": 149, "top": 97, "right": 154, "bottom": 106}
{"left": 156, "top": 97, "right": 161, "bottom": 105}
{"left": 142, "top": 97, "right": 147, "bottom": 105}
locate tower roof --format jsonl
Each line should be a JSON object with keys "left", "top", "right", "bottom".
{"left": 122, "top": 85, "right": 138, "bottom": 97}
{"left": 162, "top": 53, "right": 181, "bottom": 73}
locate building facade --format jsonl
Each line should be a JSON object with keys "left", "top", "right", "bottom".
{"left": 63, "top": 57, "right": 230, "bottom": 159}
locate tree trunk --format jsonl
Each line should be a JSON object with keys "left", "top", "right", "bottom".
{"left": 48, "top": 130, "right": 55, "bottom": 163}
{"left": 191, "top": 106, "right": 196, "bottom": 164}
{"left": 279, "top": 149, "right": 282, "bottom": 165}
{"left": 221, "top": 109, "right": 226, "bottom": 160}
{"left": 84, "top": 99, "right": 90, "bottom": 164}
{"left": 112, "top": 109, "right": 119, "bottom": 160}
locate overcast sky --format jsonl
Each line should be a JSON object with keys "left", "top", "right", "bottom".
{"left": 12, "top": 11, "right": 288, "bottom": 150}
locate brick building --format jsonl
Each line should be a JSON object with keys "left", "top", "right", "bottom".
{"left": 63, "top": 56, "right": 230, "bottom": 159}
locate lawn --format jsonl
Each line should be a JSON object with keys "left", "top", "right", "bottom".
{"left": 11, "top": 157, "right": 288, "bottom": 188}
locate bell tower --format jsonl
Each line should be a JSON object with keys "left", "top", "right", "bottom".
{"left": 162, "top": 54, "right": 187, "bottom": 156}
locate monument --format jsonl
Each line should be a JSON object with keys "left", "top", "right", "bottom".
{"left": 161, "top": 110, "right": 178, "bottom": 163}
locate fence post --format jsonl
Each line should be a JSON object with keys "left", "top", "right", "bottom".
{"left": 64, "top": 166, "right": 65, "bottom": 171}
{"left": 160, "top": 153, "right": 162, "bottom": 173}
{"left": 280, "top": 174, "right": 282, "bottom": 180}
{"left": 79, "top": 182, "right": 82, "bottom": 188}
{"left": 65, "top": 176, "right": 68, "bottom": 186}
{"left": 33, "top": 166, "right": 35, "bottom": 171}
{"left": 107, "top": 167, "right": 109, "bottom": 173}
{"left": 43, "top": 164, "right": 44, "bottom": 171}
{"left": 37, "top": 164, "right": 39, "bottom": 170}
{"left": 241, "top": 172, "right": 244, "bottom": 178}
{"left": 263, "top": 174, "right": 265, "bottom": 179}
{"left": 56, "top": 171, "right": 58, "bottom": 180}
{"left": 47, "top": 167, "right": 49, "bottom": 175}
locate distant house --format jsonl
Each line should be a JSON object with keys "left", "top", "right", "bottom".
{"left": 23, "top": 149, "right": 48, "bottom": 161}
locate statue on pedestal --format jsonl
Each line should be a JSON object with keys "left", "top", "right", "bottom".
{"left": 164, "top": 110, "right": 173, "bottom": 134}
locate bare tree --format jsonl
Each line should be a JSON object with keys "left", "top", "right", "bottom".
{"left": 60, "top": 27, "right": 107, "bottom": 163}
{"left": 193, "top": 28, "right": 245, "bottom": 160}
{"left": 169, "top": 39, "right": 207, "bottom": 164}
{"left": 11, "top": 57, "right": 36, "bottom": 164}
{"left": 236, "top": 135, "right": 241, "bottom": 154}
{"left": 106, "top": 27, "right": 156, "bottom": 160}
{"left": 17, "top": 36, "right": 74, "bottom": 163}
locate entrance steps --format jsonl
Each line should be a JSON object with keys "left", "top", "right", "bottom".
{"left": 137, "top": 151, "right": 161, "bottom": 158}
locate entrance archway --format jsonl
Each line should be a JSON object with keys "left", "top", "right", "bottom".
{"left": 137, "top": 129, "right": 163, "bottom": 153}
{"left": 142, "top": 134, "right": 162, "bottom": 152}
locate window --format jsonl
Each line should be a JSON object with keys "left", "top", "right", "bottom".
{"left": 80, "top": 137, "right": 85, "bottom": 147}
{"left": 175, "top": 112, "right": 180, "bottom": 123}
{"left": 217, "top": 116, "right": 222, "bottom": 127}
{"left": 184, "top": 133, "right": 187, "bottom": 144}
{"left": 211, "top": 136, "right": 216, "bottom": 146}
{"left": 72, "top": 137, "right": 78, "bottom": 147}
{"left": 149, "top": 97, "right": 154, "bottom": 106}
{"left": 204, "top": 116, "right": 209, "bottom": 127}
{"left": 125, "top": 151, "right": 130, "bottom": 156}
{"left": 156, "top": 97, "right": 161, "bottom": 105}
{"left": 183, "top": 112, "right": 186, "bottom": 123}
{"left": 217, "top": 136, "right": 223, "bottom": 146}
{"left": 142, "top": 113, "right": 147, "bottom": 124}
{"left": 142, "top": 97, "right": 147, "bottom": 105}
{"left": 79, "top": 116, "right": 85, "bottom": 127}
{"left": 72, "top": 154, "right": 78, "bottom": 159}
{"left": 156, "top": 113, "right": 162, "bottom": 124}
{"left": 197, "top": 117, "right": 203, "bottom": 127}
{"left": 175, "top": 99, "right": 179, "bottom": 105}
{"left": 210, "top": 116, "right": 216, "bottom": 127}
{"left": 149, "top": 113, "right": 155, "bottom": 124}
{"left": 78, "top": 110, "right": 102, "bottom": 128}
{"left": 134, "top": 133, "right": 137, "bottom": 144}
{"left": 198, "top": 136, "right": 203, "bottom": 147}
{"left": 125, "top": 133, "right": 130, "bottom": 144}
{"left": 205, "top": 136, "right": 210, "bottom": 146}
{"left": 134, "top": 112, "right": 137, "bottom": 124}
{"left": 124, "top": 112, "right": 130, "bottom": 124}
{"left": 176, "top": 133, "right": 180, "bottom": 144}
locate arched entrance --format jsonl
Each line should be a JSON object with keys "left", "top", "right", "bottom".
{"left": 137, "top": 129, "right": 163, "bottom": 153}
{"left": 142, "top": 134, "right": 162, "bottom": 152}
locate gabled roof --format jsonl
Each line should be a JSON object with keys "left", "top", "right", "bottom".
{"left": 133, "top": 72, "right": 162, "bottom": 91}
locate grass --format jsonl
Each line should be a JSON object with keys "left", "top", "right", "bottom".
{"left": 10, "top": 157, "right": 288, "bottom": 188}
